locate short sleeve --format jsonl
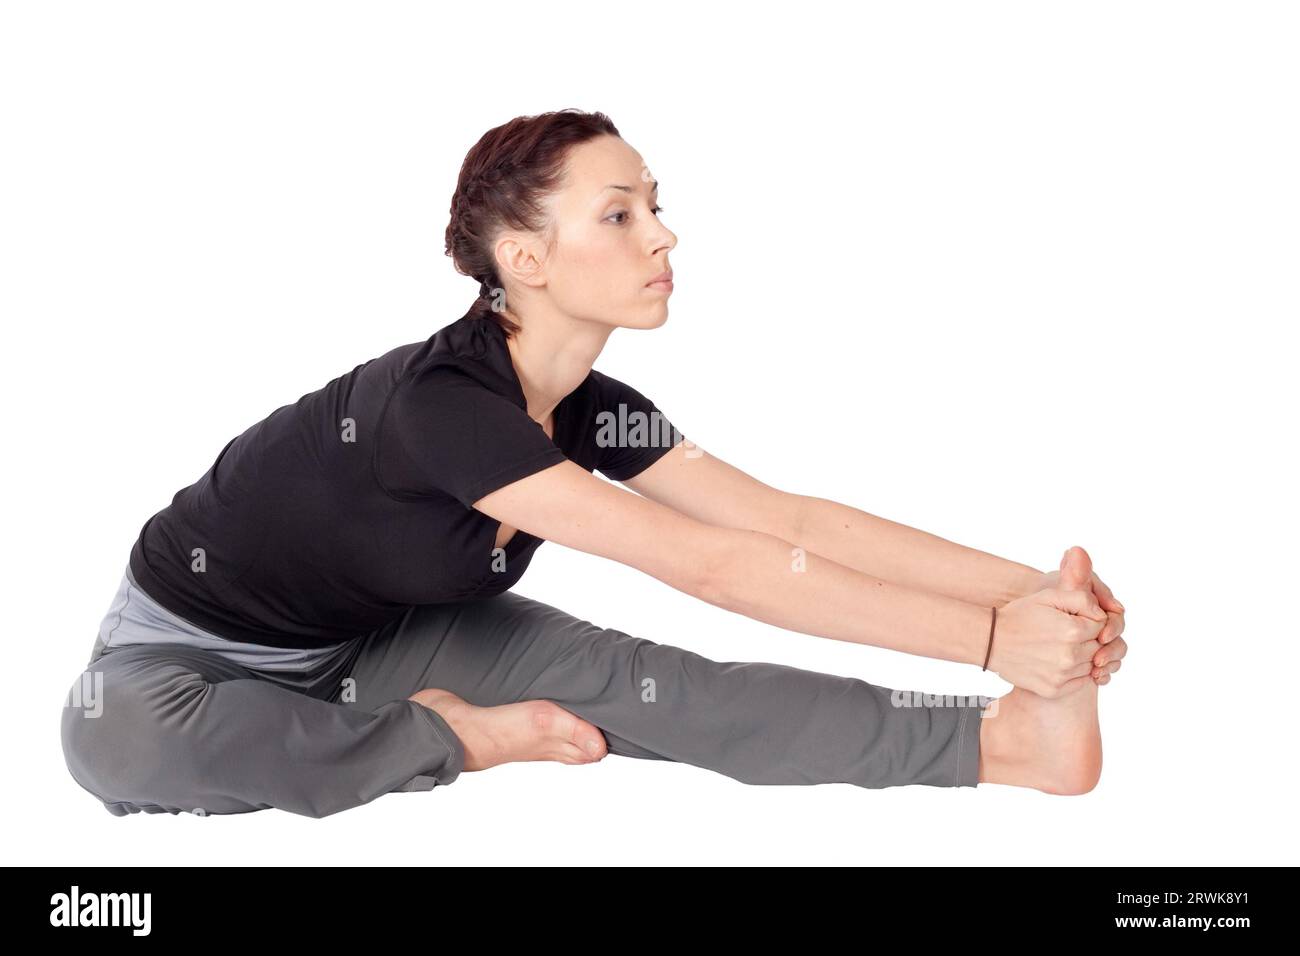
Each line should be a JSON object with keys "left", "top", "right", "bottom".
{"left": 590, "top": 370, "right": 686, "bottom": 482}
{"left": 380, "top": 368, "right": 568, "bottom": 508}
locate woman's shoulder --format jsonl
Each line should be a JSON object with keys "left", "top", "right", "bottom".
{"left": 396, "top": 313, "right": 520, "bottom": 396}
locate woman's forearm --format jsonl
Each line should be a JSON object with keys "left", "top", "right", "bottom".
{"left": 699, "top": 527, "right": 993, "bottom": 667}
{"left": 791, "top": 495, "right": 1043, "bottom": 608}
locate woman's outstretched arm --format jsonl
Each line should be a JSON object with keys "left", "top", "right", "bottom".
{"left": 783, "top": 495, "right": 1043, "bottom": 608}
{"left": 473, "top": 457, "right": 1106, "bottom": 697}
{"left": 621, "top": 444, "right": 1044, "bottom": 608}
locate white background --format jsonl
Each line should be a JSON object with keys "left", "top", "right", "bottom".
{"left": 3, "top": 0, "right": 1296, "bottom": 865}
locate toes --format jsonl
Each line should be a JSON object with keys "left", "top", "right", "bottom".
{"left": 563, "top": 716, "right": 607, "bottom": 760}
{"left": 528, "top": 700, "right": 608, "bottom": 762}
{"left": 559, "top": 741, "right": 602, "bottom": 764}
{"left": 557, "top": 744, "right": 588, "bottom": 764}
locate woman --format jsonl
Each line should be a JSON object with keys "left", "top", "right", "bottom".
{"left": 61, "top": 109, "right": 1128, "bottom": 818}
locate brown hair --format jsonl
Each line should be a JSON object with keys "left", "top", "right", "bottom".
{"left": 444, "top": 109, "right": 621, "bottom": 337}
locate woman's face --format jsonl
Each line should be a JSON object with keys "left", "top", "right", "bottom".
{"left": 505, "top": 134, "right": 676, "bottom": 330}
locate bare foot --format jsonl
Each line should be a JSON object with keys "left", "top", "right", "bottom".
{"left": 408, "top": 688, "right": 609, "bottom": 772}
{"left": 979, "top": 682, "right": 1101, "bottom": 793}
{"left": 978, "top": 546, "right": 1104, "bottom": 794}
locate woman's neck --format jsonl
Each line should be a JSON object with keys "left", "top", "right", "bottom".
{"left": 504, "top": 309, "right": 613, "bottom": 423}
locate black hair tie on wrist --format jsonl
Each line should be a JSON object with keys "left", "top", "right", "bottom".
{"left": 982, "top": 606, "right": 997, "bottom": 672}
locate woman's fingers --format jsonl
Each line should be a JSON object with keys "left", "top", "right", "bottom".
{"left": 1090, "top": 574, "right": 1126, "bottom": 643}
{"left": 1094, "top": 634, "right": 1128, "bottom": 668}
{"left": 1092, "top": 659, "right": 1122, "bottom": 683}
{"left": 1073, "top": 639, "right": 1103, "bottom": 668}
{"left": 1092, "top": 573, "right": 1125, "bottom": 614}
{"left": 1046, "top": 587, "right": 1107, "bottom": 621}
{"left": 1097, "top": 609, "right": 1126, "bottom": 644}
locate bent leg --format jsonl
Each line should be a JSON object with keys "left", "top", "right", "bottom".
{"left": 60, "top": 641, "right": 465, "bottom": 819}
{"left": 343, "top": 591, "right": 989, "bottom": 789}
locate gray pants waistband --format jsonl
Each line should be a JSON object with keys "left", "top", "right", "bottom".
{"left": 96, "top": 564, "right": 356, "bottom": 673}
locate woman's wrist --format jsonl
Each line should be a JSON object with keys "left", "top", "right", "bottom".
{"left": 952, "top": 597, "right": 1004, "bottom": 668}
{"left": 993, "top": 565, "right": 1045, "bottom": 608}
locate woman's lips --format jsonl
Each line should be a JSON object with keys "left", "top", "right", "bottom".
{"left": 646, "top": 272, "right": 674, "bottom": 293}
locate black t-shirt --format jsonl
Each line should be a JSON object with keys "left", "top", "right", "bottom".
{"left": 128, "top": 312, "right": 685, "bottom": 649}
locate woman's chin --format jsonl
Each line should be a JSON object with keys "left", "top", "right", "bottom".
{"left": 622, "top": 307, "right": 670, "bottom": 331}
{"left": 584, "top": 302, "right": 669, "bottom": 333}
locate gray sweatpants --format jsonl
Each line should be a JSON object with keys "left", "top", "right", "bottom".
{"left": 61, "top": 565, "right": 990, "bottom": 818}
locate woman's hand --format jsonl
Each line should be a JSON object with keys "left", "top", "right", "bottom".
{"left": 1028, "top": 560, "right": 1126, "bottom": 685}
{"left": 989, "top": 587, "right": 1109, "bottom": 698}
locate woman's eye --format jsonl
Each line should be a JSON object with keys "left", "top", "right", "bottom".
{"left": 608, "top": 206, "right": 664, "bottom": 224}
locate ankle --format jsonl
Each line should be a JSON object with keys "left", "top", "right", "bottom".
{"left": 426, "top": 698, "right": 498, "bottom": 772}
{"left": 977, "top": 695, "right": 1023, "bottom": 784}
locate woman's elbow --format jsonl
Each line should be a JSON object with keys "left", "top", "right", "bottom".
{"left": 692, "top": 527, "right": 769, "bottom": 611}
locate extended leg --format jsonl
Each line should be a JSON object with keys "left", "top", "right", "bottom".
{"left": 341, "top": 590, "right": 990, "bottom": 789}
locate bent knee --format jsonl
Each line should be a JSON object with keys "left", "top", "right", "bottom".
{"left": 60, "top": 658, "right": 203, "bottom": 806}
